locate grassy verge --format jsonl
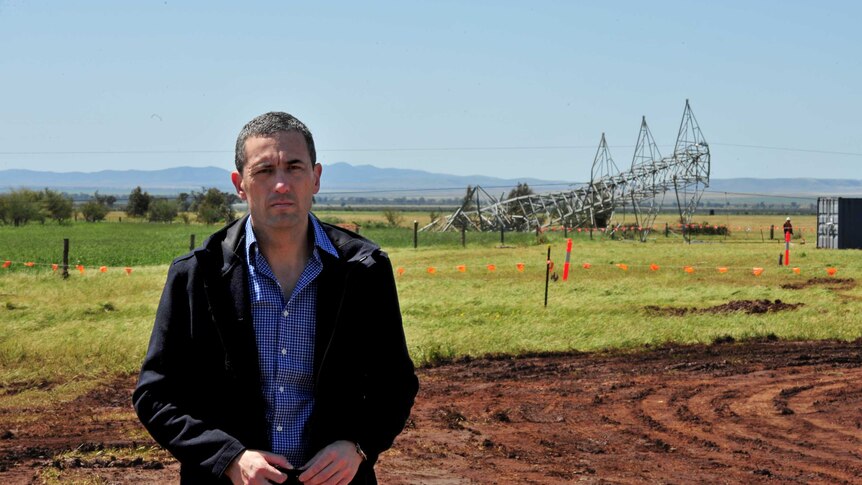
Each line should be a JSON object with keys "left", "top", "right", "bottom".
{"left": 1, "top": 224, "right": 858, "bottom": 399}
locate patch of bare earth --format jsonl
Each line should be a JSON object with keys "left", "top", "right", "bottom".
{"left": 644, "top": 299, "right": 804, "bottom": 317}
{"left": 3, "top": 340, "right": 862, "bottom": 484}
{"left": 781, "top": 277, "right": 856, "bottom": 291}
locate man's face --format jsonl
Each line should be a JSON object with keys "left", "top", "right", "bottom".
{"left": 231, "top": 131, "right": 321, "bottom": 234}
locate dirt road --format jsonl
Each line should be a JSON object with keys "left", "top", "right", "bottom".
{"left": 2, "top": 338, "right": 861, "bottom": 484}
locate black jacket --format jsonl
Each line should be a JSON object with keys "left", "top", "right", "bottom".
{"left": 133, "top": 215, "right": 419, "bottom": 484}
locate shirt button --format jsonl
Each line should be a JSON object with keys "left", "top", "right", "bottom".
{"left": 279, "top": 386, "right": 285, "bottom": 392}
{"left": 276, "top": 425, "right": 283, "bottom": 432}
{"left": 282, "top": 309, "right": 289, "bottom": 317}
{"left": 281, "top": 348, "right": 287, "bottom": 355}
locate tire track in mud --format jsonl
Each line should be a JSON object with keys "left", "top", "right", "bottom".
{"left": 3, "top": 340, "right": 862, "bottom": 484}
{"left": 378, "top": 339, "right": 862, "bottom": 484}
{"left": 634, "top": 367, "right": 862, "bottom": 483}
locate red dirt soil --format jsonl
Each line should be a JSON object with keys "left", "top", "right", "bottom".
{"left": 2, "top": 338, "right": 862, "bottom": 484}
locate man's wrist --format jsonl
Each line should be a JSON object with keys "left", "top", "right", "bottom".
{"left": 353, "top": 441, "right": 367, "bottom": 462}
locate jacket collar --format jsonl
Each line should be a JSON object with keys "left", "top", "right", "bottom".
{"left": 218, "top": 214, "right": 249, "bottom": 276}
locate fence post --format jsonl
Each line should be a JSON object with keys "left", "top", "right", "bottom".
{"left": 499, "top": 226, "right": 504, "bottom": 245}
{"left": 544, "top": 245, "right": 551, "bottom": 307}
{"left": 770, "top": 225, "right": 774, "bottom": 240}
{"left": 189, "top": 234, "right": 196, "bottom": 252}
{"left": 62, "top": 238, "right": 70, "bottom": 279}
{"left": 413, "top": 221, "right": 418, "bottom": 249}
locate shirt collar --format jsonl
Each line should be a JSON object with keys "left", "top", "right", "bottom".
{"left": 244, "top": 214, "right": 339, "bottom": 264}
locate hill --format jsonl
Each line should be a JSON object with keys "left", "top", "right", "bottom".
{"left": 0, "top": 163, "right": 572, "bottom": 197}
{"left": 0, "top": 164, "right": 860, "bottom": 199}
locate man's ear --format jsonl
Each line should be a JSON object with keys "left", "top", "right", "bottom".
{"left": 231, "top": 171, "right": 246, "bottom": 200}
{"left": 312, "top": 163, "right": 322, "bottom": 195}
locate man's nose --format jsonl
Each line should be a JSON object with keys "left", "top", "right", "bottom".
{"left": 273, "top": 170, "right": 289, "bottom": 193}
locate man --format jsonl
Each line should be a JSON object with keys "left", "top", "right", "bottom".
{"left": 133, "top": 112, "right": 419, "bottom": 484}
{"left": 784, "top": 217, "right": 793, "bottom": 237}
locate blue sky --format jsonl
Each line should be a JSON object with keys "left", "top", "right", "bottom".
{"left": 1, "top": 0, "right": 860, "bottom": 181}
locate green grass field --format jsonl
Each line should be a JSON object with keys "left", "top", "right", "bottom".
{"left": 0, "top": 212, "right": 857, "bottom": 408}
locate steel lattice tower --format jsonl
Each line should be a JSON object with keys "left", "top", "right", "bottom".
{"left": 422, "top": 100, "right": 710, "bottom": 239}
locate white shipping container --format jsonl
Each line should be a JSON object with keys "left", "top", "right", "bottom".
{"left": 817, "top": 197, "right": 839, "bottom": 249}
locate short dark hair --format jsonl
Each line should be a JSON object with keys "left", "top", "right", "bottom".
{"left": 234, "top": 111, "right": 316, "bottom": 172}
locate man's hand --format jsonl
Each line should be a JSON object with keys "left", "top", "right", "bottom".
{"left": 298, "top": 440, "right": 363, "bottom": 485}
{"left": 226, "top": 449, "right": 293, "bottom": 485}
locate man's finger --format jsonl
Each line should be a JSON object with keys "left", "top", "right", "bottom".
{"left": 300, "top": 457, "right": 342, "bottom": 485}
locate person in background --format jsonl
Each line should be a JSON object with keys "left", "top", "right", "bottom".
{"left": 783, "top": 217, "right": 793, "bottom": 237}
{"left": 133, "top": 111, "right": 419, "bottom": 485}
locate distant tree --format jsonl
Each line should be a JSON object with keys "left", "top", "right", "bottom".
{"left": 80, "top": 200, "right": 109, "bottom": 222}
{"left": 177, "top": 192, "right": 192, "bottom": 212}
{"left": 460, "top": 185, "right": 476, "bottom": 211}
{"left": 41, "top": 188, "right": 74, "bottom": 223}
{"left": 147, "top": 198, "right": 179, "bottom": 223}
{"left": 506, "top": 182, "right": 534, "bottom": 220}
{"left": 383, "top": 209, "right": 403, "bottom": 227}
{"left": 191, "top": 187, "right": 236, "bottom": 224}
{"left": 126, "top": 186, "right": 152, "bottom": 217}
{"left": 92, "top": 191, "right": 116, "bottom": 208}
{"left": 0, "top": 189, "right": 44, "bottom": 226}
{"left": 507, "top": 182, "right": 534, "bottom": 200}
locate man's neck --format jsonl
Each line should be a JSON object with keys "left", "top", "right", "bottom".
{"left": 255, "top": 218, "right": 310, "bottom": 255}
{"left": 252, "top": 218, "right": 313, "bottom": 297}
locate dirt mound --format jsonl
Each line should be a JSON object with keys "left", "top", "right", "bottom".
{"left": 781, "top": 277, "right": 856, "bottom": 290}
{"left": 3, "top": 340, "right": 862, "bottom": 484}
{"left": 645, "top": 299, "right": 803, "bottom": 316}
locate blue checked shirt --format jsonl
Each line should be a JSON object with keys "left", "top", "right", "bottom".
{"left": 244, "top": 215, "right": 339, "bottom": 466}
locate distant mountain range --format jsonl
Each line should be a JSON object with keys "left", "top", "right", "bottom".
{"left": 0, "top": 163, "right": 860, "bottom": 198}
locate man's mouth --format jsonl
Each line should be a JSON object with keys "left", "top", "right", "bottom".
{"left": 270, "top": 199, "right": 294, "bottom": 207}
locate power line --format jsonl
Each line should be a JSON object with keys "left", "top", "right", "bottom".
{"left": 704, "top": 190, "right": 819, "bottom": 201}
{"left": 320, "top": 182, "right": 579, "bottom": 196}
{"left": 0, "top": 143, "right": 859, "bottom": 157}
{"left": 318, "top": 185, "right": 819, "bottom": 201}
{"left": 710, "top": 143, "right": 862, "bottom": 157}
{"left": 0, "top": 150, "right": 229, "bottom": 155}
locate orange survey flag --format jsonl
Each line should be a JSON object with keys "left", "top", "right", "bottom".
{"left": 487, "top": 264, "right": 497, "bottom": 272}
{"left": 684, "top": 266, "right": 695, "bottom": 274}
{"left": 426, "top": 267, "right": 437, "bottom": 274}
{"left": 616, "top": 263, "right": 628, "bottom": 271}
{"left": 649, "top": 263, "right": 659, "bottom": 271}
{"left": 516, "top": 263, "right": 525, "bottom": 272}
{"left": 717, "top": 267, "right": 728, "bottom": 273}
{"left": 826, "top": 267, "right": 837, "bottom": 276}
{"left": 124, "top": 267, "right": 133, "bottom": 275}
{"left": 396, "top": 267, "right": 405, "bottom": 276}
{"left": 752, "top": 267, "right": 764, "bottom": 276}
{"left": 456, "top": 265, "right": 467, "bottom": 272}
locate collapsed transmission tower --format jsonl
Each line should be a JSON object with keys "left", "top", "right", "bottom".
{"left": 422, "top": 100, "right": 710, "bottom": 241}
